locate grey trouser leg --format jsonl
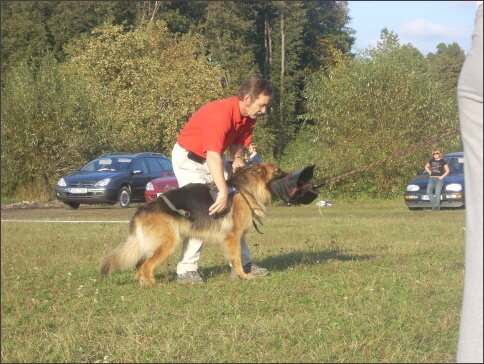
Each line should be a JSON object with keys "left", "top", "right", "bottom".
{"left": 456, "top": 4, "right": 483, "bottom": 363}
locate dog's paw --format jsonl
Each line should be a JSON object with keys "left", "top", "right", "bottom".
{"left": 137, "top": 276, "right": 157, "bottom": 287}
{"left": 233, "top": 272, "right": 253, "bottom": 280}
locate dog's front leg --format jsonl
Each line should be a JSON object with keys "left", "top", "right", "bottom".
{"left": 225, "top": 234, "right": 253, "bottom": 280}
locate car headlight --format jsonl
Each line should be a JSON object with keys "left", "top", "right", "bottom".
{"left": 406, "top": 184, "right": 420, "bottom": 192}
{"left": 445, "top": 183, "right": 462, "bottom": 192}
{"left": 57, "top": 178, "right": 67, "bottom": 186}
{"left": 95, "top": 178, "right": 111, "bottom": 187}
{"left": 146, "top": 182, "right": 154, "bottom": 191}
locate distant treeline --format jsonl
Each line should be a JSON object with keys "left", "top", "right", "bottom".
{"left": 1, "top": 1, "right": 464, "bottom": 199}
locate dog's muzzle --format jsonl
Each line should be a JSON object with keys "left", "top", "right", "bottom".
{"left": 269, "top": 165, "right": 319, "bottom": 205}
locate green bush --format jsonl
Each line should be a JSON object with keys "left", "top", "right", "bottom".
{"left": 1, "top": 55, "right": 104, "bottom": 199}
{"left": 282, "top": 41, "right": 461, "bottom": 198}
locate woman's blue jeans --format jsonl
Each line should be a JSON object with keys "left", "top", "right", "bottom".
{"left": 427, "top": 177, "right": 444, "bottom": 208}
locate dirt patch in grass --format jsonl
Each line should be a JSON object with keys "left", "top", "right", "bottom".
{"left": 1, "top": 200, "right": 142, "bottom": 220}
{"left": 1, "top": 200, "right": 65, "bottom": 210}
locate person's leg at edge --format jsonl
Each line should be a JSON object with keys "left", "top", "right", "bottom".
{"left": 456, "top": 3, "right": 483, "bottom": 362}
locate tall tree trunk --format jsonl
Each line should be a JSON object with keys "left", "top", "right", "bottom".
{"left": 278, "top": 6, "right": 285, "bottom": 158}
{"left": 149, "top": 1, "right": 161, "bottom": 24}
{"left": 264, "top": 9, "right": 272, "bottom": 77}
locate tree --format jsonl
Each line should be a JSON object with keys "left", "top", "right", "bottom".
{"left": 285, "top": 35, "right": 461, "bottom": 198}
{"left": 263, "top": 1, "right": 307, "bottom": 159}
{"left": 301, "top": 1, "right": 355, "bottom": 70}
{"left": 256, "top": 1, "right": 354, "bottom": 159}
{"left": 375, "top": 27, "right": 401, "bottom": 53}
{"left": 132, "top": 1, "right": 207, "bottom": 33}
{"left": 0, "top": 1, "right": 358, "bottom": 199}
{"left": 0, "top": 1, "right": 134, "bottom": 75}
{"left": 1, "top": 55, "right": 105, "bottom": 198}
{"left": 1, "top": 1, "right": 52, "bottom": 75}
{"left": 65, "top": 21, "right": 226, "bottom": 154}
{"left": 195, "top": 1, "right": 259, "bottom": 91}
{"left": 426, "top": 42, "right": 466, "bottom": 98}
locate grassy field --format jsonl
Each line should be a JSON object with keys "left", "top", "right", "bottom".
{"left": 1, "top": 199, "right": 465, "bottom": 363}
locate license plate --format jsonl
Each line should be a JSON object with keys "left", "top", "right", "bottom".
{"left": 69, "top": 188, "right": 87, "bottom": 194}
{"left": 421, "top": 195, "right": 429, "bottom": 201}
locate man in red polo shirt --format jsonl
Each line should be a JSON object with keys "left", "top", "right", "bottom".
{"left": 172, "top": 76, "right": 274, "bottom": 284}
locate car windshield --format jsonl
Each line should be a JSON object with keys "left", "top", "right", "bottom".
{"left": 447, "top": 156, "right": 464, "bottom": 174}
{"left": 79, "top": 157, "right": 133, "bottom": 172}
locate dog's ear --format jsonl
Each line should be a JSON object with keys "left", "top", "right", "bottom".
{"left": 247, "top": 164, "right": 267, "bottom": 179}
{"left": 245, "top": 163, "right": 265, "bottom": 176}
{"left": 242, "top": 163, "right": 284, "bottom": 181}
{"left": 266, "top": 164, "right": 286, "bottom": 180}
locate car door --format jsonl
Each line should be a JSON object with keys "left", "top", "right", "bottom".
{"left": 130, "top": 157, "right": 171, "bottom": 201}
{"left": 130, "top": 157, "right": 153, "bottom": 201}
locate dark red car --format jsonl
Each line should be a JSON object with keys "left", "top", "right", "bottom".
{"left": 144, "top": 159, "right": 234, "bottom": 202}
{"left": 144, "top": 171, "right": 179, "bottom": 202}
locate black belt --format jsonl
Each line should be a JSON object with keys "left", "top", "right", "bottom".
{"left": 187, "top": 151, "right": 206, "bottom": 164}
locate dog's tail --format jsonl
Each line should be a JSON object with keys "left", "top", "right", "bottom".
{"left": 99, "top": 234, "right": 143, "bottom": 277}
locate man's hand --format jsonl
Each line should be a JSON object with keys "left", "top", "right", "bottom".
{"left": 206, "top": 151, "right": 230, "bottom": 215}
{"left": 209, "top": 189, "right": 228, "bottom": 215}
{"left": 231, "top": 157, "right": 246, "bottom": 172}
{"left": 229, "top": 144, "right": 246, "bottom": 173}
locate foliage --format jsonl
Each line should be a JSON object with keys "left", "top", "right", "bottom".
{"left": 262, "top": 1, "right": 307, "bottom": 159}
{"left": 426, "top": 42, "right": 466, "bottom": 98}
{"left": 1, "top": 20, "right": 226, "bottom": 199}
{"left": 1, "top": 55, "right": 105, "bottom": 198}
{"left": 65, "top": 21, "right": 226, "bottom": 154}
{"left": 284, "top": 32, "right": 462, "bottom": 198}
{"left": 196, "top": 1, "right": 259, "bottom": 89}
{"left": 149, "top": 1, "right": 355, "bottom": 156}
{"left": 0, "top": 1, "right": 133, "bottom": 74}
{"left": 0, "top": 2, "right": 51, "bottom": 75}
{"left": 0, "top": 2, "right": 465, "bottom": 201}
{"left": 301, "top": 1, "right": 356, "bottom": 69}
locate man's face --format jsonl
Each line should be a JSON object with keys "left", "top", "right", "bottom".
{"left": 242, "top": 93, "right": 271, "bottom": 119}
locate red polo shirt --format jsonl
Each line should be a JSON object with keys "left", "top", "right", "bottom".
{"left": 177, "top": 96, "right": 256, "bottom": 158}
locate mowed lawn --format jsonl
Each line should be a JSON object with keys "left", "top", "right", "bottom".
{"left": 1, "top": 199, "right": 465, "bottom": 363}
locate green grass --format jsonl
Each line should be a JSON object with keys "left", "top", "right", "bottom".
{"left": 1, "top": 199, "right": 465, "bottom": 362}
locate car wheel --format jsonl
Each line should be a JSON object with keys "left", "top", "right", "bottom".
{"left": 63, "top": 202, "right": 80, "bottom": 210}
{"left": 118, "top": 186, "right": 131, "bottom": 208}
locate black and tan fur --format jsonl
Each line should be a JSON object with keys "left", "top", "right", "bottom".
{"left": 99, "top": 163, "right": 286, "bottom": 286}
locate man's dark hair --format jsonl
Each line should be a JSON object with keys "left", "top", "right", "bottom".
{"left": 236, "top": 76, "right": 274, "bottom": 101}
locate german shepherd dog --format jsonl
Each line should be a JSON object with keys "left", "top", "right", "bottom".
{"left": 99, "top": 163, "right": 286, "bottom": 286}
